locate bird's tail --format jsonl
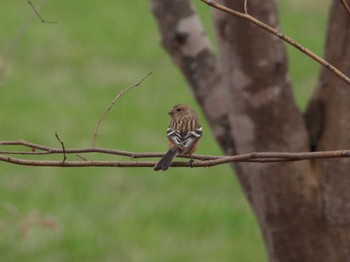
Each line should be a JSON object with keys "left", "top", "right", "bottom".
{"left": 154, "top": 147, "right": 179, "bottom": 171}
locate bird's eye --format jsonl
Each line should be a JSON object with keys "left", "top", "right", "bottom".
{"left": 176, "top": 108, "right": 182, "bottom": 112}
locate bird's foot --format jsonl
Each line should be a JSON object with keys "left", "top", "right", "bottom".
{"left": 189, "top": 158, "right": 194, "bottom": 168}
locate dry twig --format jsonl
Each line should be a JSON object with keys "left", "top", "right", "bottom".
{"left": 199, "top": 0, "right": 350, "bottom": 87}
{"left": 55, "top": 132, "right": 67, "bottom": 163}
{"left": 27, "top": 0, "right": 57, "bottom": 23}
{"left": 244, "top": 0, "right": 248, "bottom": 14}
{"left": 92, "top": 72, "right": 152, "bottom": 147}
{"left": 340, "top": 0, "right": 350, "bottom": 16}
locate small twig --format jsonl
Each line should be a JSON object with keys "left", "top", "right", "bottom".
{"left": 92, "top": 72, "right": 152, "bottom": 147}
{"left": 200, "top": 0, "right": 350, "bottom": 87}
{"left": 76, "top": 154, "right": 88, "bottom": 161}
{"left": 28, "top": 0, "right": 57, "bottom": 24}
{"left": 340, "top": 0, "right": 350, "bottom": 16}
{"left": 244, "top": 0, "right": 248, "bottom": 14}
{"left": 54, "top": 132, "right": 67, "bottom": 163}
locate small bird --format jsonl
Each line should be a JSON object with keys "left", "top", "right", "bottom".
{"left": 154, "top": 104, "right": 202, "bottom": 171}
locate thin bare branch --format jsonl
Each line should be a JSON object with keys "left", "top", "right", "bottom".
{"left": 0, "top": 140, "right": 214, "bottom": 160}
{"left": 76, "top": 154, "right": 88, "bottom": 161}
{"left": 200, "top": 0, "right": 350, "bottom": 87}
{"left": 0, "top": 155, "right": 155, "bottom": 168}
{"left": 92, "top": 72, "right": 152, "bottom": 147}
{"left": 55, "top": 132, "right": 67, "bottom": 163}
{"left": 340, "top": 0, "right": 350, "bottom": 16}
{"left": 2, "top": 139, "right": 350, "bottom": 168}
{"left": 27, "top": 0, "right": 57, "bottom": 24}
{"left": 244, "top": 0, "right": 248, "bottom": 14}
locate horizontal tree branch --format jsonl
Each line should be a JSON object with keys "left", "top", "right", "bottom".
{"left": 1, "top": 140, "right": 350, "bottom": 168}
{"left": 0, "top": 140, "right": 218, "bottom": 160}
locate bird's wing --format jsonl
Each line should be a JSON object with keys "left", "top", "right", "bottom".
{"left": 167, "top": 127, "right": 202, "bottom": 151}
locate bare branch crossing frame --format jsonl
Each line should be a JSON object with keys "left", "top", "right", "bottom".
{"left": 1, "top": 140, "right": 350, "bottom": 168}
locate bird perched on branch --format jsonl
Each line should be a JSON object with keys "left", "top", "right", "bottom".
{"left": 154, "top": 104, "right": 202, "bottom": 171}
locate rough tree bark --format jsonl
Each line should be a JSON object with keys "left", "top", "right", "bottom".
{"left": 305, "top": 0, "right": 350, "bottom": 224}
{"left": 151, "top": 0, "right": 350, "bottom": 261}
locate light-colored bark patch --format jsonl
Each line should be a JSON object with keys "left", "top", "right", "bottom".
{"left": 230, "top": 114, "right": 255, "bottom": 152}
{"left": 177, "top": 15, "right": 211, "bottom": 56}
{"left": 251, "top": 85, "right": 281, "bottom": 108}
{"left": 257, "top": 59, "right": 268, "bottom": 68}
{"left": 232, "top": 69, "right": 252, "bottom": 89}
{"left": 204, "top": 87, "right": 227, "bottom": 119}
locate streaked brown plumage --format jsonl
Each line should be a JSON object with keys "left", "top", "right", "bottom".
{"left": 154, "top": 104, "right": 202, "bottom": 171}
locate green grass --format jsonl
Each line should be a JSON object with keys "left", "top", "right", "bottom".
{"left": 0, "top": 1, "right": 328, "bottom": 261}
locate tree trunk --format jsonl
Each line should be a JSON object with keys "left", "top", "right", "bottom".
{"left": 150, "top": 0, "right": 234, "bottom": 153}
{"left": 305, "top": 0, "right": 350, "bottom": 224}
{"left": 151, "top": 0, "right": 350, "bottom": 261}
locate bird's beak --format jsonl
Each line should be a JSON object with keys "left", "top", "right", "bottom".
{"left": 168, "top": 110, "right": 173, "bottom": 116}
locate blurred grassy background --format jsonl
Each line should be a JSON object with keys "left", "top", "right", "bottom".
{"left": 0, "top": 1, "right": 329, "bottom": 261}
